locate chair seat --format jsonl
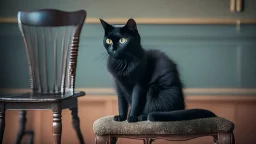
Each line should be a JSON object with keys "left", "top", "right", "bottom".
{"left": 93, "top": 116, "right": 234, "bottom": 135}
{"left": 0, "top": 91, "right": 85, "bottom": 102}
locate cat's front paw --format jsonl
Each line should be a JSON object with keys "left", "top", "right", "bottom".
{"left": 138, "top": 115, "right": 148, "bottom": 121}
{"left": 127, "top": 116, "right": 138, "bottom": 123}
{"left": 113, "top": 115, "right": 127, "bottom": 121}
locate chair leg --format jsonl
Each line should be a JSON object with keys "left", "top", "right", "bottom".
{"left": 143, "top": 138, "right": 154, "bottom": 144}
{"left": 0, "top": 105, "right": 5, "bottom": 144}
{"left": 25, "top": 131, "right": 34, "bottom": 144}
{"left": 218, "top": 132, "right": 235, "bottom": 144}
{"left": 213, "top": 138, "right": 217, "bottom": 144}
{"left": 15, "top": 110, "right": 34, "bottom": 144}
{"left": 213, "top": 135, "right": 218, "bottom": 144}
{"left": 52, "top": 104, "right": 62, "bottom": 144}
{"left": 95, "top": 135, "right": 110, "bottom": 144}
{"left": 15, "top": 110, "right": 26, "bottom": 144}
{"left": 70, "top": 107, "right": 85, "bottom": 144}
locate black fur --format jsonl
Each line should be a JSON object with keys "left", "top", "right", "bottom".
{"left": 100, "top": 18, "right": 216, "bottom": 123}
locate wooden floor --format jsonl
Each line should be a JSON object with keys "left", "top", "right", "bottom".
{"left": 2, "top": 95, "right": 256, "bottom": 144}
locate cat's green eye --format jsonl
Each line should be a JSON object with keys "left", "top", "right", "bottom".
{"left": 106, "top": 38, "right": 112, "bottom": 44}
{"left": 119, "top": 38, "right": 127, "bottom": 44}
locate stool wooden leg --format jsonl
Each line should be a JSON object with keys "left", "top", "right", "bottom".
{"left": 52, "top": 104, "right": 62, "bottom": 144}
{"left": 110, "top": 137, "right": 117, "bottom": 144}
{"left": 0, "top": 107, "right": 5, "bottom": 144}
{"left": 143, "top": 138, "right": 154, "bottom": 144}
{"left": 95, "top": 135, "right": 110, "bottom": 144}
{"left": 218, "top": 132, "right": 235, "bottom": 144}
{"left": 231, "top": 132, "right": 235, "bottom": 144}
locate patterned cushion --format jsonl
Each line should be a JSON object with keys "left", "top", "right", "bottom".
{"left": 93, "top": 116, "right": 234, "bottom": 136}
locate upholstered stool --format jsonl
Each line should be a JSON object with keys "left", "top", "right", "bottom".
{"left": 93, "top": 116, "right": 235, "bottom": 144}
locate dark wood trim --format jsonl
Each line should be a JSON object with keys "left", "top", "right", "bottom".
{"left": 2, "top": 88, "right": 256, "bottom": 97}
{"left": 1, "top": 17, "right": 256, "bottom": 24}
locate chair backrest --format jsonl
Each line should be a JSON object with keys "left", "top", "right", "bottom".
{"left": 17, "top": 9, "right": 86, "bottom": 95}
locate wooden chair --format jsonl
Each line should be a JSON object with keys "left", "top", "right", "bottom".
{"left": 93, "top": 115, "right": 235, "bottom": 144}
{"left": 0, "top": 9, "right": 86, "bottom": 144}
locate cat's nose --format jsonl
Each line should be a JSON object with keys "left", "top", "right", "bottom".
{"left": 109, "top": 47, "right": 116, "bottom": 54}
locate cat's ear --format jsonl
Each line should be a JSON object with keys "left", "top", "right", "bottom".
{"left": 124, "top": 18, "right": 137, "bottom": 30}
{"left": 99, "top": 19, "right": 113, "bottom": 30}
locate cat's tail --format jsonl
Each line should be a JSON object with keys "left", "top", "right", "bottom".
{"left": 148, "top": 109, "right": 216, "bottom": 121}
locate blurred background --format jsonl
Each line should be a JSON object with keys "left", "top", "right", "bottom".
{"left": 0, "top": 0, "right": 256, "bottom": 144}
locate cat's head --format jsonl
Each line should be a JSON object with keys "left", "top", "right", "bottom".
{"left": 100, "top": 18, "right": 141, "bottom": 59}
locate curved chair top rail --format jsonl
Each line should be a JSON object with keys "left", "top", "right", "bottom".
{"left": 16, "top": 9, "right": 87, "bottom": 94}
{"left": 17, "top": 9, "right": 86, "bottom": 27}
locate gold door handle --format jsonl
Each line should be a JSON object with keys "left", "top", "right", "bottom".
{"left": 230, "top": 0, "right": 236, "bottom": 12}
{"left": 236, "top": 0, "right": 243, "bottom": 12}
{"left": 230, "top": 0, "right": 243, "bottom": 12}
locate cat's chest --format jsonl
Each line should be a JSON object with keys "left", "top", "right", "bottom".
{"left": 116, "top": 76, "right": 136, "bottom": 87}
{"left": 108, "top": 62, "right": 143, "bottom": 81}
{"left": 115, "top": 76, "right": 136, "bottom": 94}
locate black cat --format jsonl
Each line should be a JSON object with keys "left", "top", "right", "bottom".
{"left": 100, "top": 18, "right": 216, "bottom": 123}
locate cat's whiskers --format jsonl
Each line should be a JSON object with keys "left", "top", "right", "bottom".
{"left": 99, "top": 52, "right": 108, "bottom": 63}
{"left": 115, "top": 60, "right": 123, "bottom": 75}
{"left": 115, "top": 60, "right": 123, "bottom": 73}
{"left": 121, "top": 60, "right": 127, "bottom": 74}
{"left": 122, "top": 60, "right": 128, "bottom": 71}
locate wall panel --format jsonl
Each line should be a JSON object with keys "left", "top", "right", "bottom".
{"left": 2, "top": 94, "right": 256, "bottom": 144}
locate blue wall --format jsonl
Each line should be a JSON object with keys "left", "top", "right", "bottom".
{"left": 0, "top": 0, "right": 256, "bottom": 89}
{"left": 1, "top": 23, "right": 256, "bottom": 88}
